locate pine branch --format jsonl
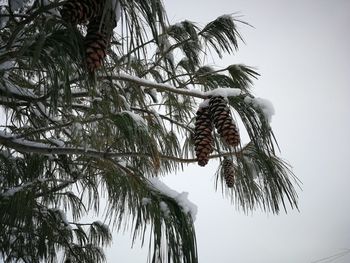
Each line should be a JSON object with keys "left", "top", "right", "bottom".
{"left": 107, "top": 73, "right": 208, "bottom": 99}
{"left": 102, "top": 169, "right": 198, "bottom": 263}
{"left": 0, "top": 131, "right": 246, "bottom": 164}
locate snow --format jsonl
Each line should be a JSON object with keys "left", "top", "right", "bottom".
{"left": 172, "top": 22, "right": 184, "bottom": 29}
{"left": 12, "top": 138, "right": 52, "bottom": 149}
{"left": 0, "top": 130, "right": 13, "bottom": 138}
{"left": 158, "top": 35, "right": 174, "bottom": 65}
{"left": 217, "top": 14, "right": 234, "bottom": 22}
{"left": 244, "top": 96, "right": 275, "bottom": 123}
{"left": 37, "top": 102, "right": 48, "bottom": 115}
{"left": 121, "top": 111, "right": 147, "bottom": 127}
{"left": 117, "top": 72, "right": 246, "bottom": 100}
{"left": 9, "top": 0, "right": 26, "bottom": 11}
{"left": 150, "top": 109, "right": 162, "bottom": 124}
{"left": 0, "top": 60, "right": 15, "bottom": 71}
{"left": 1, "top": 185, "right": 25, "bottom": 197}
{"left": 48, "top": 138, "right": 65, "bottom": 147}
{"left": 117, "top": 72, "right": 205, "bottom": 98}
{"left": 205, "top": 87, "right": 242, "bottom": 98}
{"left": 118, "top": 72, "right": 246, "bottom": 101}
{"left": 147, "top": 88, "right": 158, "bottom": 102}
{"left": 0, "top": 149, "right": 11, "bottom": 158}
{"left": 0, "top": 7, "right": 9, "bottom": 29}
{"left": 148, "top": 177, "right": 198, "bottom": 221}
{"left": 41, "top": 0, "right": 60, "bottom": 16}
{"left": 0, "top": 178, "right": 49, "bottom": 197}
{"left": 93, "top": 220, "right": 109, "bottom": 230}
{"left": 159, "top": 201, "right": 170, "bottom": 217}
{"left": 243, "top": 156, "right": 259, "bottom": 179}
{"left": 111, "top": 0, "right": 121, "bottom": 24}
{"left": 93, "top": 97, "right": 103, "bottom": 103}
{"left": 141, "top": 197, "right": 152, "bottom": 206}
{"left": 0, "top": 130, "right": 60, "bottom": 149}
{"left": 1, "top": 77, "right": 37, "bottom": 98}
{"left": 52, "top": 208, "right": 72, "bottom": 229}
{"left": 117, "top": 94, "right": 131, "bottom": 110}
{"left": 72, "top": 122, "right": 83, "bottom": 135}
{"left": 117, "top": 160, "right": 127, "bottom": 167}
{"left": 198, "top": 99, "right": 209, "bottom": 108}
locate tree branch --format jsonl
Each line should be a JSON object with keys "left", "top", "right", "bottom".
{"left": 107, "top": 73, "right": 208, "bottom": 99}
{"left": 0, "top": 131, "right": 242, "bottom": 164}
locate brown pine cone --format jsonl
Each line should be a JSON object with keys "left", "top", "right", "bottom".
{"left": 194, "top": 106, "right": 214, "bottom": 166}
{"left": 209, "top": 96, "right": 240, "bottom": 147}
{"left": 60, "top": 0, "right": 105, "bottom": 24}
{"left": 222, "top": 157, "right": 235, "bottom": 188}
{"left": 84, "top": 12, "right": 116, "bottom": 72}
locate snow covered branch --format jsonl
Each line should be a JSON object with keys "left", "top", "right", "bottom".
{"left": 111, "top": 73, "right": 208, "bottom": 99}
{"left": 0, "top": 131, "right": 243, "bottom": 164}
{"left": 148, "top": 177, "right": 198, "bottom": 221}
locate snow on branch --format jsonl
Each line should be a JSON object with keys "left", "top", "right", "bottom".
{"left": 0, "top": 130, "right": 120, "bottom": 158}
{"left": 0, "top": 78, "right": 38, "bottom": 100}
{"left": 1, "top": 183, "right": 32, "bottom": 197}
{"left": 114, "top": 72, "right": 207, "bottom": 99}
{"left": 148, "top": 177, "right": 198, "bottom": 221}
{"left": 244, "top": 96, "right": 275, "bottom": 123}
{"left": 206, "top": 87, "right": 242, "bottom": 98}
{"left": 0, "top": 130, "right": 245, "bottom": 165}
{"left": 113, "top": 72, "right": 248, "bottom": 100}
{"left": 0, "top": 178, "right": 51, "bottom": 197}
{"left": 120, "top": 110, "right": 147, "bottom": 127}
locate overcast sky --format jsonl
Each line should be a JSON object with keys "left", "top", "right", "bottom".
{"left": 108, "top": 0, "right": 350, "bottom": 262}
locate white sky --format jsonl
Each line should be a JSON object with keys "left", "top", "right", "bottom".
{"left": 107, "top": 0, "right": 350, "bottom": 262}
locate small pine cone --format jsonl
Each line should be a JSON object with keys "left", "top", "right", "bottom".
{"left": 209, "top": 96, "right": 240, "bottom": 147}
{"left": 222, "top": 157, "right": 235, "bottom": 188}
{"left": 84, "top": 13, "right": 116, "bottom": 72}
{"left": 60, "top": 0, "right": 104, "bottom": 24}
{"left": 194, "top": 106, "right": 214, "bottom": 166}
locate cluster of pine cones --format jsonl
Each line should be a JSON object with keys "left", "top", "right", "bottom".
{"left": 60, "top": 0, "right": 117, "bottom": 72}
{"left": 193, "top": 96, "right": 239, "bottom": 186}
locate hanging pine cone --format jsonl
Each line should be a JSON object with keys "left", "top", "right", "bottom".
{"left": 84, "top": 12, "right": 116, "bottom": 72}
{"left": 209, "top": 96, "right": 240, "bottom": 147}
{"left": 194, "top": 106, "right": 214, "bottom": 166}
{"left": 60, "top": 0, "right": 105, "bottom": 24}
{"left": 222, "top": 157, "right": 235, "bottom": 188}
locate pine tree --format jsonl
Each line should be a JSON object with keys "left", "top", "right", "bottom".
{"left": 0, "top": 0, "right": 299, "bottom": 262}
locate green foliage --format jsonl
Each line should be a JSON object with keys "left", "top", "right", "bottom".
{"left": 216, "top": 143, "right": 299, "bottom": 213}
{"left": 101, "top": 169, "right": 197, "bottom": 263}
{"left": 0, "top": 0, "right": 299, "bottom": 262}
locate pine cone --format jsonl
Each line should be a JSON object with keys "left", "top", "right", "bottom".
{"left": 84, "top": 13, "right": 116, "bottom": 72}
{"left": 194, "top": 106, "right": 214, "bottom": 166}
{"left": 209, "top": 96, "right": 240, "bottom": 147}
{"left": 60, "top": 0, "right": 105, "bottom": 24}
{"left": 222, "top": 157, "right": 235, "bottom": 188}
